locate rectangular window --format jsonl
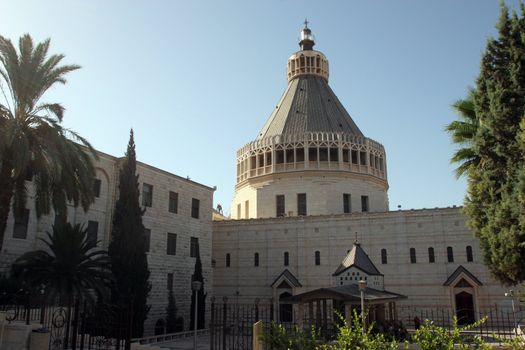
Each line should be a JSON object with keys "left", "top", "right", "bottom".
{"left": 191, "top": 198, "right": 200, "bottom": 219}
{"left": 144, "top": 228, "right": 151, "bottom": 252}
{"left": 245, "top": 200, "right": 249, "bottom": 218}
{"left": 351, "top": 150, "right": 358, "bottom": 164}
{"left": 142, "top": 183, "right": 153, "bottom": 207}
{"left": 93, "top": 179, "right": 101, "bottom": 198}
{"left": 360, "top": 151, "right": 367, "bottom": 165}
{"left": 276, "top": 195, "right": 285, "bottom": 217}
{"left": 361, "top": 195, "right": 369, "bottom": 212}
{"left": 87, "top": 220, "right": 99, "bottom": 245}
{"left": 190, "top": 237, "right": 199, "bottom": 257}
{"left": 447, "top": 246, "right": 454, "bottom": 263}
{"left": 167, "top": 273, "right": 174, "bottom": 290}
{"left": 167, "top": 233, "right": 177, "bottom": 255}
{"left": 13, "top": 209, "right": 30, "bottom": 239}
{"left": 297, "top": 193, "right": 307, "bottom": 216}
{"left": 343, "top": 193, "right": 351, "bottom": 213}
{"left": 169, "top": 191, "right": 178, "bottom": 213}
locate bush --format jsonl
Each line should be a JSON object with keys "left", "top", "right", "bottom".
{"left": 259, "top": 321, "right": 319, "bottom": 350}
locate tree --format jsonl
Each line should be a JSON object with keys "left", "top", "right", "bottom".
{"left": 108, "top": 130, "right": 151, "bottom": 337}
{"left": 445, "top": 90, "right": 480, "bottom": 178}
{"left": 0, "top": 34, "right": 96, "bottom": 250}
{"left": 166, "top": 289, "right": 177, "bottom": 333}
{"left": 190, "top": 246, "right": 206, "bottom": 330}
{"left": 463, "top": 3, "right": 525, "bottom": 285}
{"left": 11, "top": 223, "right": 111, "bottom": 304}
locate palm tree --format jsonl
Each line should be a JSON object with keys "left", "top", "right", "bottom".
{"left": 0, "top": 34, "right": 96, "bottom": 250}
{"left": 445, "top": 90, "right": 480, "bottom": 178}
{"left": 11, "top": 223, "right": 111, "bottom": 304}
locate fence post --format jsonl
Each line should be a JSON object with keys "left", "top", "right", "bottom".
{"left": 253, "top": 320, "right": 263, "bottom": 350}
{"left": 222, "top": 297, "right": 227, "bottom": 350}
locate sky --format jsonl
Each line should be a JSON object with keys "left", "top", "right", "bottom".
{"left": 2, "top": 1, "right": 522, "bottom": 216}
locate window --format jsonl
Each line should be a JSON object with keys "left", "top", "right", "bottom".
{"left": 466, "top": 246, "right": 473, "bottom": 262}
{"left": 315, "top": 251, "right": 320, "bottom": 266}
{"left": 447, "top": 246, "right": 454, "bottom": 263}
{"left": 167, "top": 233, "right": 177, "bottom": 255}
{"left": 428, "top": 247, "right": 435, "bottom": 263}
{"left": 276, "top": 195, "right": 285, "bottom": 217}
{"left": 284, "top": 252, "right": 289, "bottom": 266}
{"left": 410, "top": 248, "right": 416, "bottom": 263}
{"left": 93, "top": 179, "right": 101, "bottom": 198}
{"left": 87, "top": 220, "right": 99, "bottom": 246}
{"left": 351, "top": 150, "right": 358, "bottom": 164}
{"left": 254, "top": 252, "right": 259, "bottom": 267}
{"left": 167, "top": 273, "right": 174, "bottom": 290}
{"left": 191, "top": 198, "right": 200, "bottom": 219}
{"left": 343, "top": 193, "right": 351, "bottom": 213}
{"left": 13, "top": 209, "right": 29, "bottom": 239}
{"left": 381, "top": 249, "right": 387, "bottom": 264}
{"left": 360, "top": 151, "right": 367, "bottom": 165}
{"left": 361, "top": 196, "right": 369, "bottom": 212}
{"left": 142, "top": 183, "right": 153, "bottom": 207}
{"left": 297, "top": 193, "right": 307, "bottom": 216}
{"left": 226, "top": 253, "right": 231, "bottom": 267}
{"left": 169, "top": 191, "right": 178, "bottom": 213}
{"left": 190, "top": 237, "right": 199, "bottom": 257}
{"left": 144, "top": 228, "right": 151, "bottom": 252}
{"left": 245, "top": 200, "right": 249, "bottom": 218}
{"left": 237, "top": 204, "right": 241, "bottom": 219}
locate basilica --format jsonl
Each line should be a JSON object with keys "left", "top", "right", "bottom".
{"left": 0, "top": 24, "right": 511, "bottom": 336}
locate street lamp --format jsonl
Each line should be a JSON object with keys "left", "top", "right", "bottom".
{"left": 505, "top": 290, "right": 518, "bottom": 336}
{"left": 358, "top": 279, "right": 367, "bottom": 335}
{"left": 192, "top": 281, "right": 202, "bottom": 350}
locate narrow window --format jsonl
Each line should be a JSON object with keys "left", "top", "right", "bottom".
{"left": 167, "top": 273, "right": 174, "bottom": 290}
{"left": 381, "top": 248, "right": 387, "bottom": 264}
{"left": 142, "top": 183, "right": 153, "bottom": 207}
{"left": 296, "top": 148, "right": 305, "bottom": 162}
{"left": 226, "top": 253, "right": 231, "bottom": 267}
{"left": 167, "top": 233, "right": 177, "bottom": 255}
{"left": 276, "top": 150, "right": 284, "bottom": 164}
{"left": 319, "top": 148, "right": 328, "bottom": 161}
{"left": 254, "top": 252, "right": 259, "bottom": 267}
{"left": 351, "top": 150, "right": 358, "bottom": 164}
{"left": 284, "top": 252, "right": 289, "bottom": 266}
{"left": 169, "top": 191, "right": 178, "bottom": 213}
{"left": 87, "top": 220, "right": 99, "bottom": 246}
{"left": 285, "top": 149, "right": 294, "bottom": 163}
{"left": 191, "top": 198, "right": 200, "bottom": 219}
{"left": 144, "top": 228, "right": 151, "bottom": 252}
{"left": 466, "top": 246, "right": 473, "bottom": 262}
{"left": 410, "top": 248, "right": 416, "bottom": 263}
{"left": 190, "top": 237, "right": 199, "bottom": 257}
{"left": 93, "top": 179, "right": 101, "bottom": 198}
{"left": 308, "top": 148, "right": 317, "bottom": 161}
{"left": 245, "top": 200, "right": 249, "bottom": 218}
{"left": 360, "top": 151, "right": 367, "bottom": 165}
{"left": 329, "top": 148, "right": 338, "bottom": 161}
{"left": 361, "top": 196, "right": 369, "bottom": 212}
{"left": 315, "top": 251, "right": 321, "bottom": 266}
{"left": 13, "top": 209, "right": 30, "bottom": 239}
{"left": 297, "top": 193, "right": 307, "bottom": 216}
{"left": 276, "top": 195, "right": 285, "bottom": 217}
{"left": 447, "top": 246, "right": 454, "bottom": 263}
{"left": 428, "top": 247, "right": 435, "bottom": 263}
{"left": 343, "top": 193, "right": 351, "bottom": 213}
{"left": 266, "top": 152, "right": 272, "bottom": 165}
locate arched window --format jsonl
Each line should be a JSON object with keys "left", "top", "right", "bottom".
{"left": 284, "top": 252, "right": 289, "bottom": 266}
{"left": 410, "top": 248, "right": 416, "bottom": 263}
{"left": 254, "top": 252, "right": 259, "bottom": 267}
{"left": 155, "top": 319, "right": 165, "bottom": 335}
{"left": 466, "top": 246, "right": 473, "bottom": 262}
{"left": 381, "top": 249, "right": 387, "bottom": 264}
{"left": 226, "top": 253, "right": 230, "bottom": 267}
{"left": 428, "top": 247, "right": 435, "bottom": 263}
{"left": 447, "top": 246, "right": 454, "bottom": 263}
{"left": 315, "top": 251, "right": 321, "bottom": 266}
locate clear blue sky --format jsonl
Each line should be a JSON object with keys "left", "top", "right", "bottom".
{"left": 3, "top": 1, "right": 521, "bottom": 215}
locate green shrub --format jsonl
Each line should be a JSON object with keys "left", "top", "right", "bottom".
{"left": 259, "top": 321, "right": 319, "bottom": 350}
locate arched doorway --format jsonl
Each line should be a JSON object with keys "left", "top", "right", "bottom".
{"left": 455, "top": 291, "right": 474, "bottom": 325}
{"left": 155, "top": 319, "right": 165, "bottom": 335}
{"left": 279, "top": 292, "right": 293, "bottom": 322}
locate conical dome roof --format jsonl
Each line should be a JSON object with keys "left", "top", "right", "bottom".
{"left": 257, "top": 75, "right": 363, "bottom": 139}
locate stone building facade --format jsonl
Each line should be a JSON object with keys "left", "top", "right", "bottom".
{"left": 0, "top": 150, "right": 215, "bottom": 336}
{"left": 213, "top": 23, "right": 511, "bottom": 323}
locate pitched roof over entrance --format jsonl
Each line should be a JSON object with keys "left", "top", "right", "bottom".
{"left": 443, "top": 265, "right": 483, "bottom": 286}
{"left": 333, "top": 241, "right": 381, "bottom": 276}
{"left": 271, "top": 269, "right": 302, "bottom": 288}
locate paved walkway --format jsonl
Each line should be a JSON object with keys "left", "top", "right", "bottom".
{"left": 155, "top": 334, "right": 210, "bottom": 349}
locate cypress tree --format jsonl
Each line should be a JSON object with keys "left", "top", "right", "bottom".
{"left": 465, "top": 3, "right": 525, "bottom": 285}
{"left": 189, "top": 246, "right": 206, "bottom": 330}
{"left": 108, "top": 130, "right": 151, "bottom": 337}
